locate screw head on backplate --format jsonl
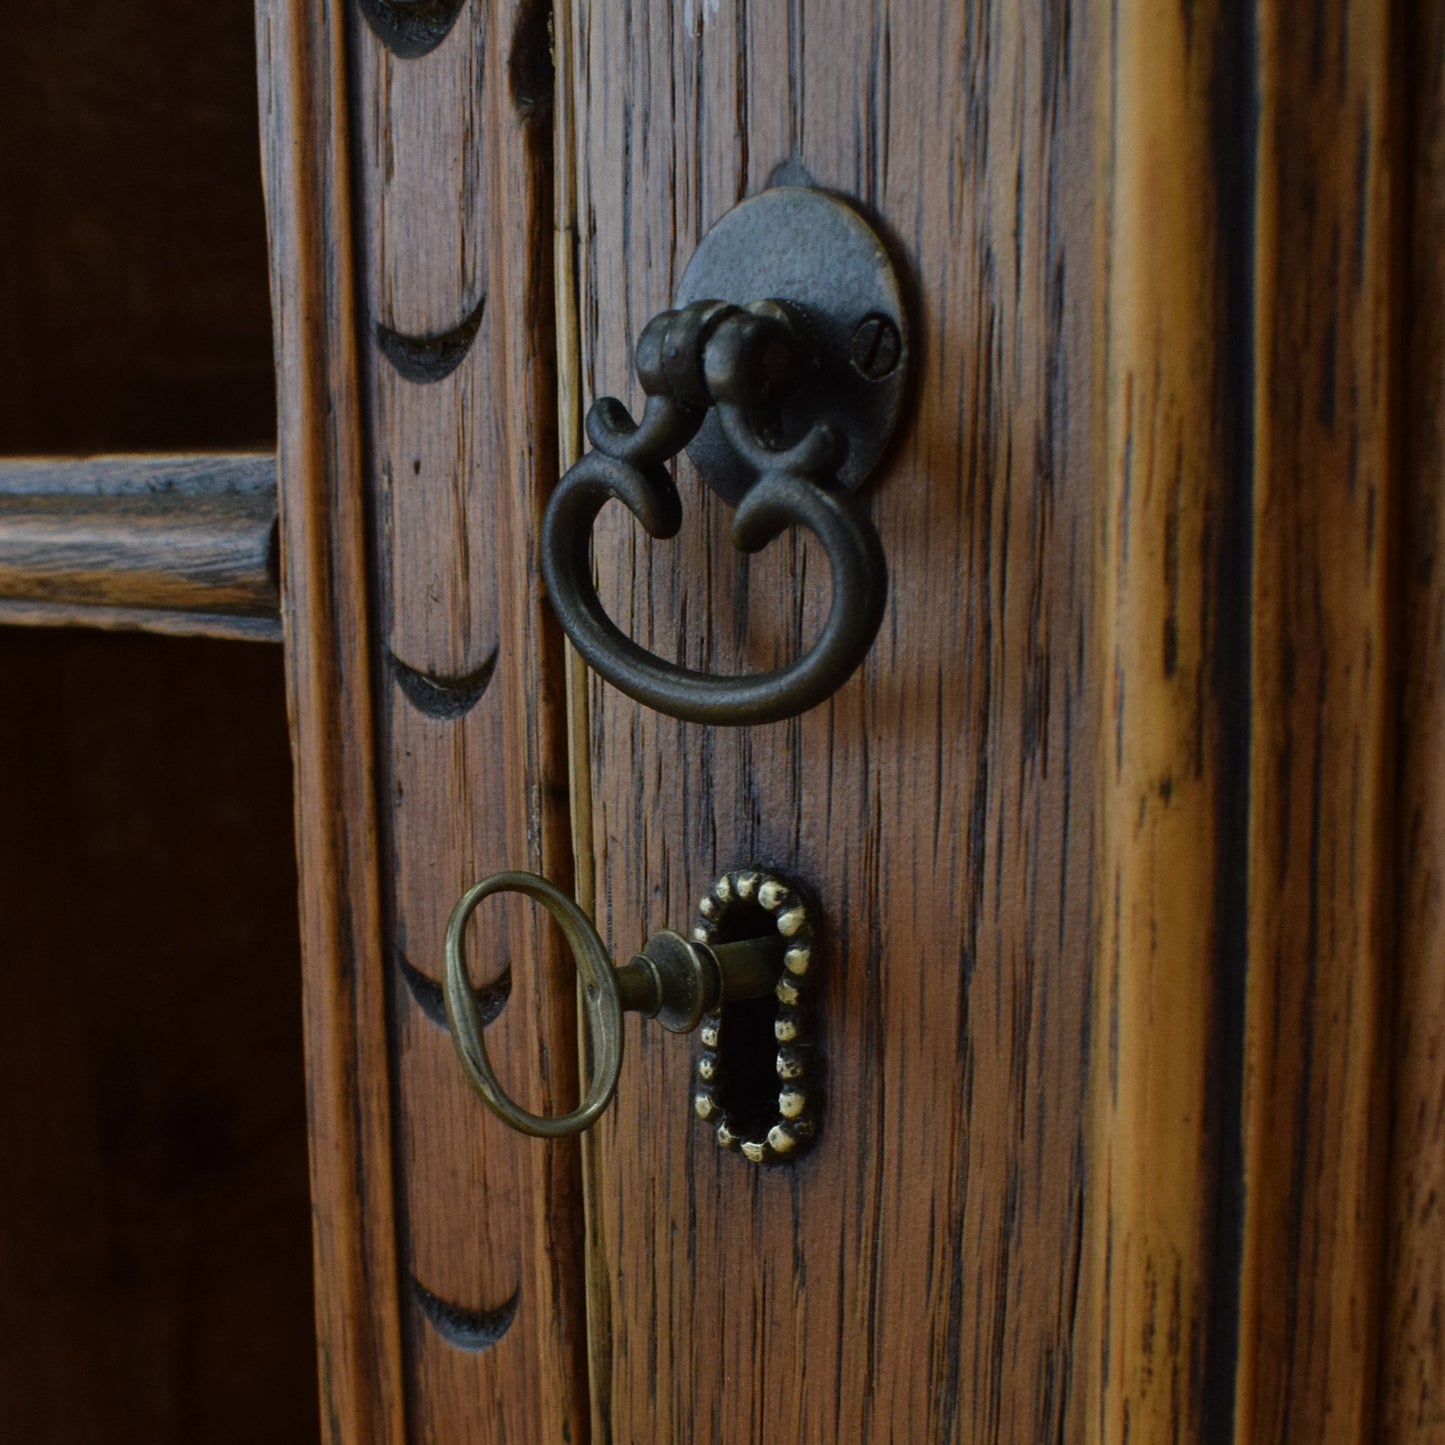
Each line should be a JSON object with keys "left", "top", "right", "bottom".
{"left": 850, "top": 312, "right": 902, "bottom": 380}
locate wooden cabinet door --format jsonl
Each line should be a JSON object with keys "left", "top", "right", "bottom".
{"left": 257, "top": 0, "right": 1444, "bottom": 1440}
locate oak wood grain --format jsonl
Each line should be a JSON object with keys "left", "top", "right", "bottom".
{"left": 258, "top": 2, "right": 1426, "bottom": 1436}
{"left": 1382, "top": 2, "right": 1445, "bottom": 1436}
{"left": 1235, "top": 2, "right": 1399, "bottom": 1438}
{"left": 563, "top": 5, "right": 1097, "bottom": 1440}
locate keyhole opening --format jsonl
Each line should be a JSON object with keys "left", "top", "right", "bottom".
{"left": 712, "top": 896, "right": 782, "bottom": 1137}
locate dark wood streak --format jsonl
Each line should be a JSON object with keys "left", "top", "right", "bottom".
{"left": 354, "top": 0, "right": 468, "bottom": 59}
{"left": 397, "top": 951, "right": 511, "bottom": 1030}
{"left": 409, "top": 1278, "right": 520, "bottom": 1353}
{"left": 388, "top": 646, "right": 498, "bottom": 719}
{"left": 1381, "top": 1, "right": 1445, "bottom": 1435}
{"left": 373, "top": 294, "right": 487, "bottom": 382}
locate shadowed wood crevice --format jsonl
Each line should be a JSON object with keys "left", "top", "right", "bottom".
{"left": 408, "top": 1278, "right": 520, "bottom": 1353}
{"left": 397, "top": 951, "right": 510, "bottom": 1030}
{"left": 373, "top": 295, "right": 487, "bottom": 382}
{"left": 355, "top": 0, "right": 468, "bottom": 59}
{"left": 388, "top": 646, "right": 498, "bottom": 719}
{"left": 506, "top": 0, "right": 553, "bottom": 121}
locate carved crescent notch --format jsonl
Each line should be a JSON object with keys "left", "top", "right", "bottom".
{"left": 398, "top": 951, "right": 510, "bottom": 1030}
{"left": 356, "top": 0, "right": 469, "bottom": 59}
{"left": 409, "top": 1276, "right": 519, "bottom": 1352}
{"left": 374, "top": 294, "right": 486, "bottom": 383}
{"left": 389, "top": 647, "right": 498, "bottom": 721}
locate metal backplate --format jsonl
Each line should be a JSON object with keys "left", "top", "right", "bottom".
{"left": 675, "top": 185, "right": 909, "bottom": 502}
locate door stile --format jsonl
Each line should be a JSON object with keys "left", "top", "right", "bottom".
{"left": 259, "top": 0, "right": 590, "bottom": 1438}
{"left": 563, "top": 4, "right": 1100, "bottom": 1440}
{"left": 1095, "top": 0, "right": 1410, "bottom": 1439}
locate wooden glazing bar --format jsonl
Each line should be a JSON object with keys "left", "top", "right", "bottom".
{"left": 0, "top": 453, "right": 279, "bottom": 639}
{"left": 0, "top": 494, "right": 276, "bottom": 615}
{"left": 259, "top": 0, "right": 594, "bottom": 1437}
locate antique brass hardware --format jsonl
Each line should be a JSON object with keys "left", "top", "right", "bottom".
{"left": 541, "top": 184, "right": 909, "bottom": 726}
{"left": 445, "top": 867, "right": 820, "bottom": 1162}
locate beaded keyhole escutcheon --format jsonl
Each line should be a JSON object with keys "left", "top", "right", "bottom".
{"left": 691, "top": 869, "right": 820, "bottom": 1164}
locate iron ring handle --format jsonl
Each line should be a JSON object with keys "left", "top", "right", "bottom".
{"left": 541, "top": 445, "right": 887, "bottom": 727}
{"left": 444, "top": 870, "right": 622, "bottom": 1139}
{"left": 540, "top": 299, "right": 889, "bottom": 727}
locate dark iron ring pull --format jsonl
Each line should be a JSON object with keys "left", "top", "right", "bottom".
{"left": 540, "top": 184, "right": 910, "bottom": 727}
{"left": 542, "top": 298, "right": 888, "bottom": 725}
{"left": 541, "top": 299, "right": 888, "bottom": 725}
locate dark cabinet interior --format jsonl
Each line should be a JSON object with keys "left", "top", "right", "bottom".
{"left": 0, "top": 1, "right": 316, "bottom": 1439}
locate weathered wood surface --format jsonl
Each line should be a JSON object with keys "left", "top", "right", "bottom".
{"left": 0, "top": 493, "right": 277, "bottom": 620}
{"left": 562, "top": 5, "right": 1098, "bottom": 1440}
{"left": 259, "top": 0, "right": 588, "bottom": 1439}
{"left": 0, "top": 455, "right": 279, "bottom": 638}
{"left": 1235, "top": 2, "right": 1399, "bottom": 1439}
{"left": 1383, "top": 2, "right": 1445, "bottom": 1436}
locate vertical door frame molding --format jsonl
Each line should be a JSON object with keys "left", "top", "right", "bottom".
{"left": 256, "top": 0, "right": 407, "bottom": 1438}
